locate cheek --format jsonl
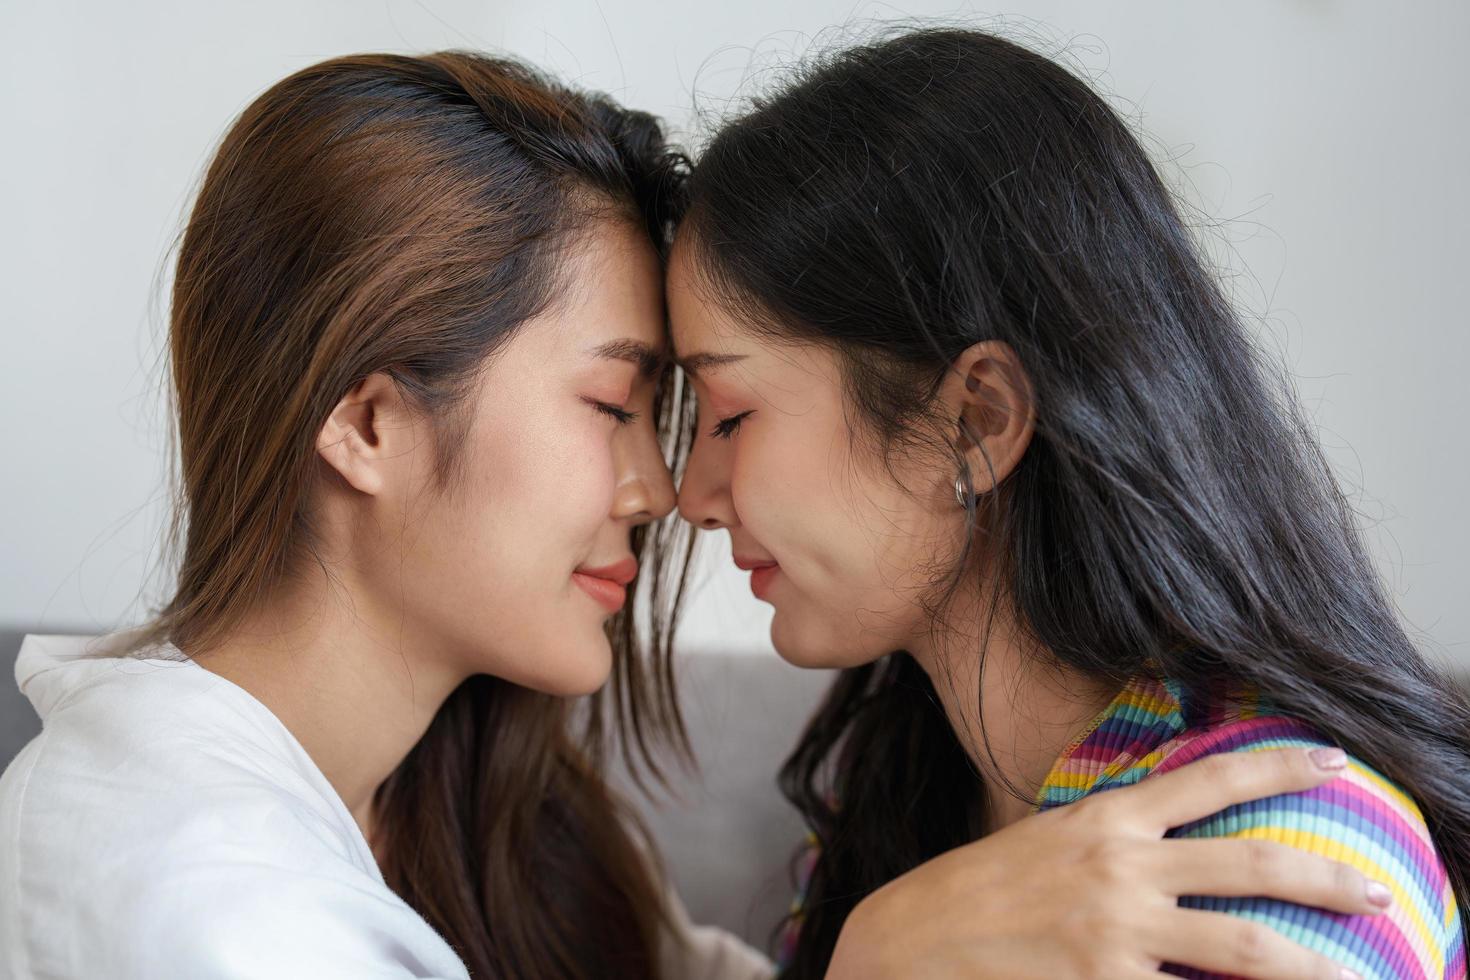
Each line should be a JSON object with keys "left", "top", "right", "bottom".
{"left": 739, "top": 428, "right": 929, "bottom": 663}
{"left": 392, "top": 404, "right": 620, "bottom": 684}
{"left": 728, "top": 433, "right": 809, "bottom": 549}
{"left": 730, "top": 426, "right": 865, "bottom": 604}
{"left": 464, "top": 402, "right": 617, "bottom": 554}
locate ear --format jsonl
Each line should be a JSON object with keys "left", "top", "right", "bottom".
{"left": 314, "top": 371, "right": 410, "bottom": 496}
{"left": 938, "top": 340, "right": 1037, "bottom": 494}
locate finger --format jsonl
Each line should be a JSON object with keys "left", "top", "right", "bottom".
{"left": 1097, "top": 747, "right": 1347, "bottom": 833}
{"left": 1154, "top": 838, "right": 1392, "bottom": 916}
{"left": 1151, "top": 907, "right": 1361, "bottom": 980}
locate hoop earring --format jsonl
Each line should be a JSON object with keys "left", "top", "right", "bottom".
{"left": 955, "top": 475, "right": 974, "bottom": 508}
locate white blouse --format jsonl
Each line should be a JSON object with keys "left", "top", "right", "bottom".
{"left": 0, "top": 632, "right": 773, "bottom": 979}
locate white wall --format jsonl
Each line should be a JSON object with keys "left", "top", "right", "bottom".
{"left": 3, "top": 1, "right": 1466, "bottom": 671}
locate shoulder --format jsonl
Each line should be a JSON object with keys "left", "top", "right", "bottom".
{"left": 4, "top": 668, "right": 369, "bottom": 876}
{"left": 4, "top": 754, "right": 469, "bottom": 978}
{"left": 0, "top": 688, "right": 456, "bottom": 977}
{"left": 109, "top": 856, "right": 471, "bottom": 979}
{"left": 1150, "top": 714, "right": 1465, "bottom": 980}
{"left": 1151, "top": 714, "right": 1440, "bottom": 862}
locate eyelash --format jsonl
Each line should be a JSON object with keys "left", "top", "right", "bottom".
{"left": 590, "top": 400, "right": 639, "bottom": 425}
{"left": 709, "top": 411, "right": 752, "bottom": 440}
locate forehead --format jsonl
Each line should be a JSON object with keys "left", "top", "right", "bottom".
{"left": 665, "top": 237, "right": 846, "bottom": 392}
{"left": 665, "top": 235, "right": 746, "bottom": 357}
{"left": 549, "top": 219, "right": 667, "bottom": 349}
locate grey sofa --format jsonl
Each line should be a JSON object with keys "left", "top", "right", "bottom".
{"left": 0, "top": 628, "right": 831, "bottom": 957}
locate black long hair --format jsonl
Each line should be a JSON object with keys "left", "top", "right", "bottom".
{"left": 675, "top": 27, "right": 1470, "bottom": 976}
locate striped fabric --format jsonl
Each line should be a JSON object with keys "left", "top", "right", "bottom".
{"left": 776, "top": 830, "right": 819, "bottom": 969}
{"left": 1034, "top": 674, "right": 1466, "bottom": 980}
{"left": 775, "top": 674, "right": 1466, "bottom": 979}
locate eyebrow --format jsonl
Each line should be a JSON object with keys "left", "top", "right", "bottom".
{"left": 675, "top": 351, "right": 747, "bottom": 377}
{"left": 587, "top": 339, "right": 667, "bottom": 378}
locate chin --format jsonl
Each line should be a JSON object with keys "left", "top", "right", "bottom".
{"left": 553, "top": 666, "right": 613, "bottom": 698}
{"left": 532, "top": 641, "right": 614, "bottom": 697}
{"left": 769, "top": 614, "right": 881, "bottom": 671}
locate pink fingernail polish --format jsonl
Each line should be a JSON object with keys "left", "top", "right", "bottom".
{"left": 1366, "top": 881, "right": 1393, "bottom": 908}
{"left": 1311, "top": 747, "right": 1347, "bottom": 770}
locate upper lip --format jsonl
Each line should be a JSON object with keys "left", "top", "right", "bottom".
{"left": 733, "top": 555, "right": 778, "bottom": 571}
{"left": 576, "top": 556, "right": 639, "bottom": 586}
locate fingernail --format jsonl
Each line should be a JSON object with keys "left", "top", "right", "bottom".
{"left": 1340, "top": 969, "right": 1362, "bottom": 980}
{"left": 1366, "top": 881, "right": 1394, "bottom": 908}
{"left": 1310, "top": 747, "right": 1347, "bottom": 770}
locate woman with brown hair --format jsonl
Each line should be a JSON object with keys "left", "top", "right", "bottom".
{"left": 0, "top": 49, "right": 1392, "bottom": 980}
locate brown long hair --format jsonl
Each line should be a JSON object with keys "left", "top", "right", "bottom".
{"left": 131, "top": 51, "right": 696, "bottom": 978}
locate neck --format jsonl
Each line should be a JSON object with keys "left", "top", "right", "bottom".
{"left": 908, "top": 589, "right": 1120, "bottom": 831}
{"left": 190, "top": 567, "right": 469, "bottom": 852}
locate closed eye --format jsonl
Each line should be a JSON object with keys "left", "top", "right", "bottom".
{"left": 587, "top": 399, "right": 640, "bottom": 425}
{"left": 709, "top": 411, "right": 752, "bottom": 440}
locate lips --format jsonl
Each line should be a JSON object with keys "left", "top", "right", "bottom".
{"left": 576, "top": 557, "right": 639, "bottom": 586}
{"left": 733, "top": 555, "right": 779, "bottom": 599}
{"left": 572, "top": 556, "right": 638, "bottom": 613}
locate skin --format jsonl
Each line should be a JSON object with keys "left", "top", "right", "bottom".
{"left": 665, "top": 230, "right": 1388, "bottom": 979}
{"left": 190, "top": 215, "right": 1385, "bottom": 980}
{"left": 827, "top": 748, "right": 1376, "bottom": 980}
{"left": 196, "top": 217, "right": 675, "bottom": 845}
{"left": 667, "top": 232, "right": 1115, "bottom": 828}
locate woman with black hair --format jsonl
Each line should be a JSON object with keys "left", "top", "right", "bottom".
{"left": 669, "top": 27, "right": 1468, "bottom": 980}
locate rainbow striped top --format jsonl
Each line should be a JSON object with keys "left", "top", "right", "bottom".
{"left": 775, "top": 673, "right": 1466, "bottom": 979}
{"left": 1033, "top": 673, "right": 1464, "bottom": 979}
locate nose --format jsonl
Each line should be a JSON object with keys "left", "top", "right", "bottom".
{"left": 676, "top": 430, "right": 737, "bottom": 531}
{"left": 611, "top": 416, "right": 677, "bottom": 526}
